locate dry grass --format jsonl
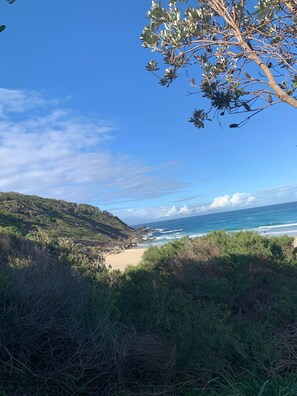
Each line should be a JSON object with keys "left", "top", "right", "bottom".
{"left": 274, "top": 324, "right": 297, "bottom": 374}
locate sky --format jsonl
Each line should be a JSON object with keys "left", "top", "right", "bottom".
{"left": 0, "top": 0, "right": 296, "bottom": 225}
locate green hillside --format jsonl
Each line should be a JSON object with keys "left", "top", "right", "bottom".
{"left": 0, "top": 192, "right": 140, "bottom": 249}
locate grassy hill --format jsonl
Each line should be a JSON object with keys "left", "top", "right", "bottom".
{"left": 0, "top": 192, "right": 140, "bottom": 249}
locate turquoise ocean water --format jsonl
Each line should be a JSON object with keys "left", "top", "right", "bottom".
{"left": 137, "top": 201, "right": 297, "bottom": 246}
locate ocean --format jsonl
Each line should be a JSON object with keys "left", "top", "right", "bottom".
{"left": 137, "top": 201, "right": 297, "bottom": 246}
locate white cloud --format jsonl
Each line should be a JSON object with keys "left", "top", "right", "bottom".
{"left": 257, "top": 185, "right": 297, "bottom": 204}
{"left": 0, "top": 88, "right": 58, "bottom": 117}
{"left": 118, "top": 193, "right": 256, "bottom": 223}
{"left": 124, "top": 204, "right": 193, "bottom": 223}
{"left": 158, "top": 204, "right": 192, "bottom": 218}
{"left": 0, "top": 88, "right": 185, "bottom": 204}
{"left": 179, "top": 204, "right": 191, "bottom": 214}
{"left": 209, "top": 193, "right": 255, "bottom": 210}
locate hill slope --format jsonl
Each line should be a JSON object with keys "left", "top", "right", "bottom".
{"left": 0, "top": 192, "right": 141, "bottom": 249}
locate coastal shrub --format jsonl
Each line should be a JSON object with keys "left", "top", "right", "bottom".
{"left": 55, "top": 236, "right": 105, "bottom": 278}
{"left": 0, "top": 232, "right": 105, "bottom": 276}
{"left": 25, "top": 226, "right": 52, "bottom": 244}
{"left": 110, "top": 232, "right": 297, "bottom": 391}
{"left": 0, "top": 225, "right": 21, "bottom": 236}
{"left": 0, "top": 232, "right": 52, "bottom": 267}
{"left": 204, "top": 230, "right": 295, "bottom": 264}
{"left": 0, "top": 233, "right": 177, "bottom": 395}
{"left": 140, "top": 237, "right": 189, "bottom": 270}
{"left": 2, "top": 231, "right": 297, "bottom": 394}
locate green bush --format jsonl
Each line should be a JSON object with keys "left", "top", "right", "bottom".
{"left": 110, "top": 232, "right": 297, "bottom": 391}
{"left": 0, "top": 225, "right": 21, "bottom": 236}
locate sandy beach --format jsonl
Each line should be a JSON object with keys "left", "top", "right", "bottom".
{"left": 105, "top": 247, "right": 147, "bottom": 271}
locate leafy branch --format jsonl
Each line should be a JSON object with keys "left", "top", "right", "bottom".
{"left": 142, "top": 0, "right": 297, "bottom": 128}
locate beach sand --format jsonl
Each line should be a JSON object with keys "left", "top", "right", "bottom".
{"left": 105, "top": 247, "right": 147, "bottom": 271}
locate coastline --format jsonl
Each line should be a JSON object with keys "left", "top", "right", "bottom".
{"left": 105, "top": 247, "right": 147, "bottom": 271}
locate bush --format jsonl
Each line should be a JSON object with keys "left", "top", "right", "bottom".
{"left": 111, "top": 232, "right": 297, "bottom": 391}
{"left": 0, "top": 233, "right": 175, "bottom": 395}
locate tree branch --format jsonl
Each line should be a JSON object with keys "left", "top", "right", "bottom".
{"left": 210, "top": 0, "right": 297, "bottom": 109}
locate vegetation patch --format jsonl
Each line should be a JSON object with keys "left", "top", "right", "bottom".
{"left": 1, "top": 231, "right": 297, "bottom": 394}
{"left": 0, "top": 192, "right": 143, "bottom": 251}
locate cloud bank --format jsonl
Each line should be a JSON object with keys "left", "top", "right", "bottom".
{"left": 125, "top": 204, "right": 192, "bottom": 222}
{"left": 208, "top": 193, "right": 255, "bottom": 210}
{"left": 117, "top": 192, "right": 256, "bottom": 223}
{"left": 0, "top": 88, "right": 185, "bottom": 204}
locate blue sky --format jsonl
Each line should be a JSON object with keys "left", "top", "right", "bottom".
{"left": 0, "top": 0, "right": 296, "bottom": 225}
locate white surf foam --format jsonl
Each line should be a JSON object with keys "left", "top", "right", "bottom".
{"left": 159, "top": 228, "right": 183, "bottom": 234}
{"left": 257, "top": 223, "right": 297, "bottom": 231}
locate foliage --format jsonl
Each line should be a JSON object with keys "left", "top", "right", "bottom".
{"left": 0, "top": 225, "right": 21, "bottom": 236}
{"left": 142, "top": 0, "right": 297, "bottom": 128}
{"left": 56, "top": 236, "right": 105, "bottom": 278}
{"left": 0, "top": 0, "right": 15, "bottom": 34}
{"left": 2, "top": 231, "right": 297, "bottom": 394}
{"left": 111, "top": 232, "right": 297, "bottom": 392}
{"left": 0, "top": 233, "right": 173, "bottom": 394}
